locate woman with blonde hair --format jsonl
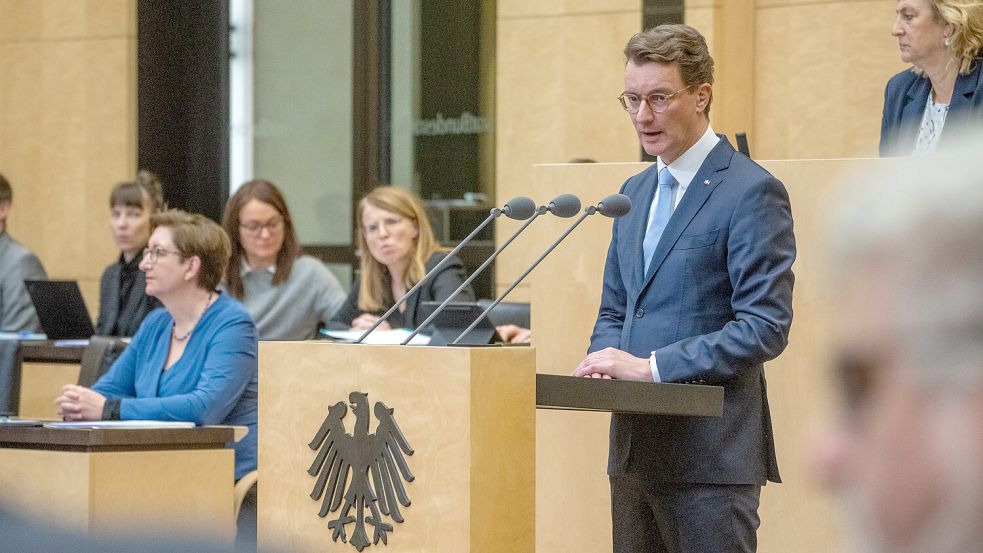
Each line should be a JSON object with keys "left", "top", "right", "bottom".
{"left": 332, "top": 186, "right": 474, "bottom": 330}
{"left": 881, "top": 0, "right": 983, "bottom": 156}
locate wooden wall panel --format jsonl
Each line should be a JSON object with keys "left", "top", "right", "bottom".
{"left": 0, "top": 0, "right": 136, "bottom": 317}
{"left": 495, "top": 8, "right": 642, "bottom": 301}
{"left": 498, "top": 0, "right": 637, "bottom": 19}
{"left": 754, "top": 1, "right": 905, "bottom": 159}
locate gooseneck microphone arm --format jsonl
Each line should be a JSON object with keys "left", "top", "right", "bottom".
{"left": 450, "top": 194, "right": 632, "bottom": 345}
{"left": 355, "top": 196, "right": 536, "bottom": 344}
{"left": 400, "top": 193, "right": 583, "bottom": 345}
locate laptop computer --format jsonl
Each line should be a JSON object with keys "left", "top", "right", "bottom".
{"left": 24, "top": 280, "right": 96, "bottom": 340}
{"left": 418, "top": 301, "right": 502, "bottom": 346}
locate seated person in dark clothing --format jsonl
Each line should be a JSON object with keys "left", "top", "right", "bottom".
{"left": 332, "top": 186, "right": 474, "bottom": 330}
{"left": 96, "top": 170, "right": 164, "bottom": 336}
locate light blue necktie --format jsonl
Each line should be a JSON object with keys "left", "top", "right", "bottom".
{"left": 642, "top": 167, "right": 677, "bottom": 271}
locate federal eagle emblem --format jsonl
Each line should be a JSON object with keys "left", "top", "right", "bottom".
{"left": 307, "top": 392, "right": 415, "bottom": 551}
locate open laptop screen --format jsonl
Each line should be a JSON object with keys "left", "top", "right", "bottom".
{"left": 24, "top": 280, "right": 95, "bottom": 340}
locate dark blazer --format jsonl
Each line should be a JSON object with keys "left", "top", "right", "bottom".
{"left": 590, "top": 137, "right": 796, "bottom": 485}
{"left": 333, "top": 252, "right": 475, "bottom": 329}
{"left": 880, "top": 55, "right": 983, "bottom": 156}
{"left": 95, "top": 256, "right": 159, "bottom": 337}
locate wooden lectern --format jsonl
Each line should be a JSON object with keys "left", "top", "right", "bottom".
{"left": 258, "top": 342, "right": 538, "bottom": 553}
{"left": 257, "top": 341, "right": 723, "bottom": 552}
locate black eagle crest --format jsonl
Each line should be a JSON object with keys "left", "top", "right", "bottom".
{"left": 307, "top": 392, "right": 415, "bottom": 551}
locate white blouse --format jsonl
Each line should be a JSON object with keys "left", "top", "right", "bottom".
{"left": 914, "top": 93, "right": 950, "bottom": 156}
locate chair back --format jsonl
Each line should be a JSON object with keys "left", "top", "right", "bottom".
{"left": 77, "top": 336, "right": 127, "bottom": 387}
{"left": 0, "top": 340, "right": 21, "bottom": 415}
{"left": 476, "top": 299, "right": 531, "bottom": 329}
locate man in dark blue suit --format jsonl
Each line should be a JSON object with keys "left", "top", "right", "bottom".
{"left": 573, "top": 24, "right": 796, "bottom": 553}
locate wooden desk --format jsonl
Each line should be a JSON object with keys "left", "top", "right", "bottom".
{"left": 17, "top": 342, "right": 85, "bottom": 419}
{"left": 0, "top": 425, "right": 237, "bottom": 540}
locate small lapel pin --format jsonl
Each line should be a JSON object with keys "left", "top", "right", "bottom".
{"left": 703, "top": 179, "right": 711, "bottom": 185}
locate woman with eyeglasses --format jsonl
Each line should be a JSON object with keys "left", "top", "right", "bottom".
{"left": 331, "top": 186, "right": 474, "bottom": 331}
{"left": 55, "top": 210, "right": 258, "bottom": 480}
{"left": 221, "top": 179, "right": 345, "bottom": 340}
{"left": 880, "top": 0, "right": 983, "bottom": 156}
{"left": 95, "top": 170, "right": 164, "bottom": 336}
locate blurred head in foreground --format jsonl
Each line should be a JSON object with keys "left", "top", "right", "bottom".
{"left": 815, "top": 130, "right": 983, "bottom": 553}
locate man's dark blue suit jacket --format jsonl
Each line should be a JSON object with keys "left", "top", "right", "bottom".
{"left": 590, "top": 137, "right": 795, "bottom": 485}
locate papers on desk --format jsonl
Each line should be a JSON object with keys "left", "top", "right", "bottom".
{"left": 53, "top": 339, "right": 90, "bottom": 347}
{"left": 43, "top": 420, "right": 196, "bottom": 429}
{"left": 0, "top": 417, "right": 45, "bottom": 427}
{"left": 0, "top": 332, "right": 47, "bottom": 341}
{"left": 320, "top": 328, "right": 431, "bottom": 345}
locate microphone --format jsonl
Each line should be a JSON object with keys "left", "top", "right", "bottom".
{"left": 355, "top": 196, "right": 536, "bottom": 344}
{"left": 450, "top": 193, "right": 632, "bottom": 345}
{"left": 400, "top": 194, "right": 583, "bottom": 345}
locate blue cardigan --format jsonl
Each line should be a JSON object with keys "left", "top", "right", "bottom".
{"left": 880, "top": 55, "right": 983, "bottom": 156}
{"left": 92, "top": 292, "right": 258, "bottom": 479}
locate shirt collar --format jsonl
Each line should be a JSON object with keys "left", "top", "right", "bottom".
{"left": 242, "top": 259, "right": 276, "bottom": 276}
{"left": 656, "top": 125, "right": 720, "bottom": 189}
{"left": 118, "top": 251, "right": 143, "bottom": 271}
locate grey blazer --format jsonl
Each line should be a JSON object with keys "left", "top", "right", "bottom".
{"left": 0, "top": 231, "right": 47, "bottom": 332}
{"left": 95, "top": 257, "right": 158, "bottom": 337}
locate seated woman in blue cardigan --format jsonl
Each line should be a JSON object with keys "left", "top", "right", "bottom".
{"left": 55, "top": 210, "right": 258, "bottom": 480}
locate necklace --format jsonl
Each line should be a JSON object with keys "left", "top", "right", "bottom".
{"left": 172, "top": 292, "right": 214, "bottom": 342}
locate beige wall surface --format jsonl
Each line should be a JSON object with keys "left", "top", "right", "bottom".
{"left": 495, "top": 3, "right": 643, "bottom": 301}
{"left": 0, "top": 0, "right": 136, "bottom": 315}
{"left": 495, "top": 0, "right": 907, "bottom": 293}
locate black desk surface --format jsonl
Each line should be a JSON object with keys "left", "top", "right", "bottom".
{"left": 536, "top": 373, "right": 724, "bottom": 417}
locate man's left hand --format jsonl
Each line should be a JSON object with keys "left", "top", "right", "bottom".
{"left": 572, "top": 347, "right": 653, "bottom": 381}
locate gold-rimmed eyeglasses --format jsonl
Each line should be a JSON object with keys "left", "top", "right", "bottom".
{"left": 240, "top": 217, "right": 284, "bottom": 237}
{"left": 618, "top": 84, "right": 696, "bottom": 114}
{"left": 142, "top": 246, "right": 183, "bottom": 264}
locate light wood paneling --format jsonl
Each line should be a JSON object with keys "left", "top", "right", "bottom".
{"left": 18, "top": 361, "right": 81, "bottom": 419}
{"left": 498, "top": 0, "right": 637, "bottom": 19}
{"left": 0, "top": 0, "right": 133, "bottom": 42}
{"left": 0, "top": 0, "right": 135, "bottom": 319}
{"left": 754, "top": 1, "right": 905, "bottom": 159}
{"left": 0, "top": 445, "right": 234, "bottom": 539}
{"left": 495, "top": 10, "right": 641, "bottom": 300}
{"left": 526, "top": 159, "right": 899, "bottom": 552}
{"left": 257, "top": 342, "right": 536, "bottom": 553}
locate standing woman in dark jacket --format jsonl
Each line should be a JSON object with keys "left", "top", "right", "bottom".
{"left": 332, "top": 186, "right": 474, "bottom": 331}
{"left": 95, "top": 170, "right": 164, "bottom": 336}
{"left": 880, "top": 0, "right": 983, "bottom": 156}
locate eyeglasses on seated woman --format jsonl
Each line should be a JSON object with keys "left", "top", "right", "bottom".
{"left": 55, "top": 209, "right": 259, "bottom": 481}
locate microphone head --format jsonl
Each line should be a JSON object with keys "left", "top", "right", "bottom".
{"left": 548, "top": 193, "right": 582, "bottom": 218}
{"left": 502, "top": 196, "right": 537, "bottom": 220}
{"left": 596, "top": 194, "right": 632, "bottom": 218}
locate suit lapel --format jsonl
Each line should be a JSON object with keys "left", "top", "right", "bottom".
{"left": 639, "top": 138, "right": 734, "bottom": 293}
{"left": 951, "top": 59, "right": 981, "bottom": 112}
{"left": 900, "top": 77, "right": 931, "bottom": 146}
